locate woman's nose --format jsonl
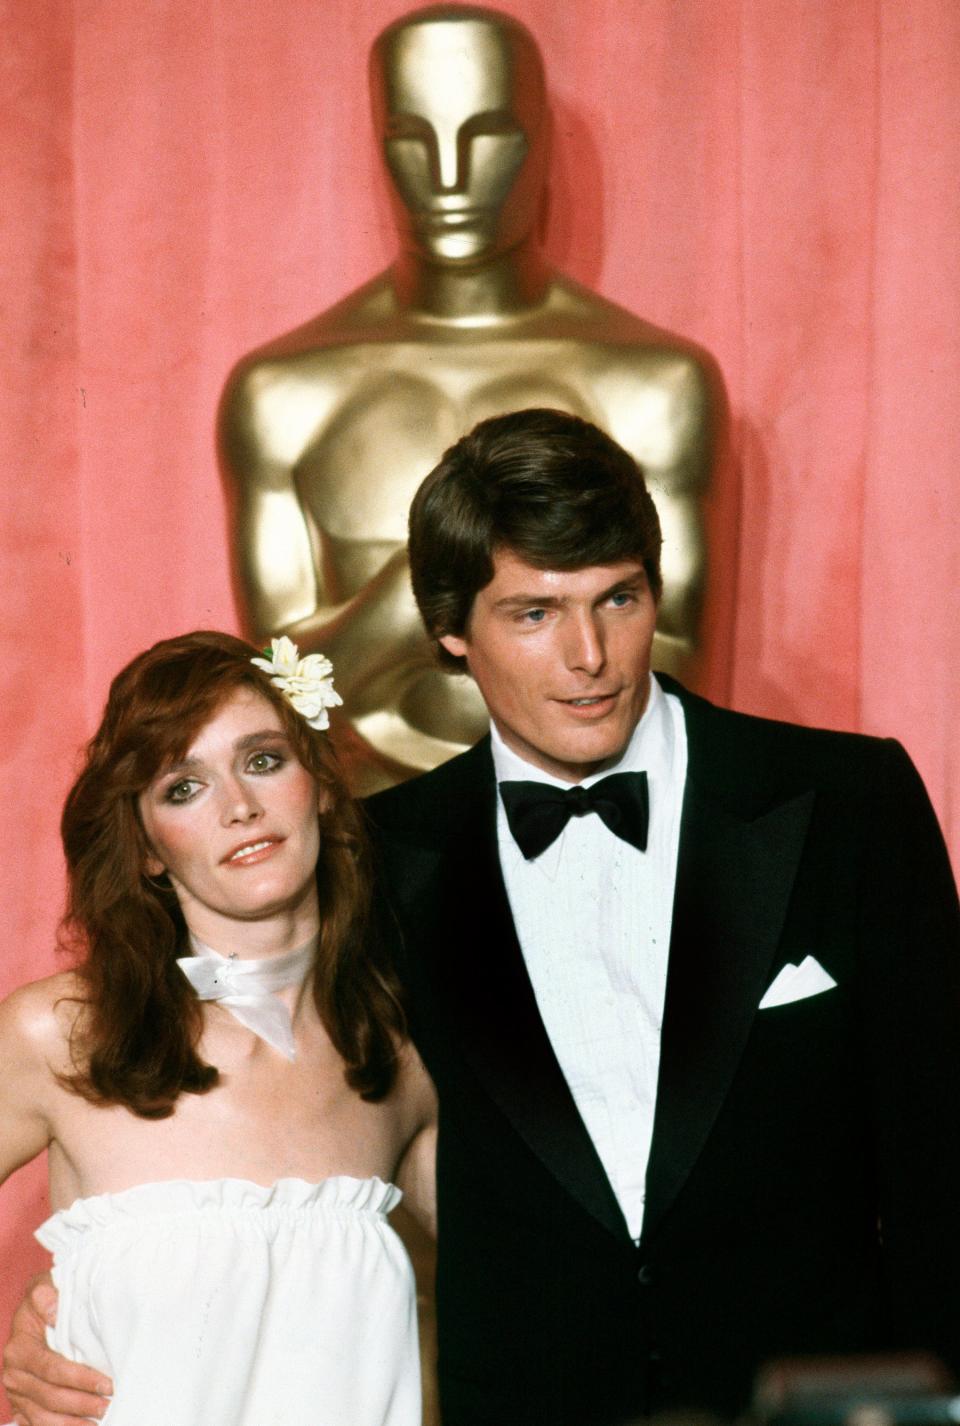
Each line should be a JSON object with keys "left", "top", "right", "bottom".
{"left": 220, "top": 780, "right": 263, "bottom": 826}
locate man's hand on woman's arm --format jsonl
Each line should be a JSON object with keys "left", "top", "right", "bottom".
{"left": 2, "top": 1275, "right": 112, "bottom": 1425}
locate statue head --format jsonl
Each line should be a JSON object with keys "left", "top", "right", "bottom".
{"left": 370, "top": 4, "right": 548, "bottom": 266}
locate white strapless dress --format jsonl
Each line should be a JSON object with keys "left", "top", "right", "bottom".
{"left": 34, "top": 1176, "right": 420, "bottom": 1425}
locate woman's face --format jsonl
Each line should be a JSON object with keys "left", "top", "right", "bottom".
{"left": 138, "top": 688, "right": 321, "bottom": 947}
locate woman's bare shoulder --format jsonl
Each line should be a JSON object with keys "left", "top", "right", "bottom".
{"left": 0, "top": 972, "right": 90, "bottom": 1180}
{"left": 0, "top": 970, "right": 87, "bottom": 1069}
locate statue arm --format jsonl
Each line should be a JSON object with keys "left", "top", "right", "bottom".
{"left": 614, "top": 351, "right": 726, "bottom": 678}
{"left": 217, "top": 363, "right": 335, "bottom": 640}
{"left": 217, "top": 371, "right": 432, "bottom": 713}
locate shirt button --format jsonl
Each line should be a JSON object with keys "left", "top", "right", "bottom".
{"left": 637, "top": 1263, "right": 654, "bottom": 1287}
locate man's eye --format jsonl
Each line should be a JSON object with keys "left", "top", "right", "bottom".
{"left": 609, "top": 591, "right": 635, "bottom": 607}
{"left": 520, "top": 608, "right": 547, "bottom": 624}
{"left": 165, "top": 779, "right": 200, "bottom": 804}
{"left": 248, "top": 751, "right": 283, "bottom": 774}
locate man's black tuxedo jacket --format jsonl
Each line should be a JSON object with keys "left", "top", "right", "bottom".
{"left": 366, "top": 678, "right": 960, "bottom": 1425}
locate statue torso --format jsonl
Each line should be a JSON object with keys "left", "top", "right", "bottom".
{"left": 221, "top": 271, "right": 719, "bottom": 785}
{"left": 246, "top": 272, "right": 714, "bottom": 592}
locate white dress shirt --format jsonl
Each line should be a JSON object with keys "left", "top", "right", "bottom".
{"left": 492, "top": 675, "right": 688, "bottom": 1240}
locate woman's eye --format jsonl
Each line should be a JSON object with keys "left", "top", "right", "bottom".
{"left": 165, "top": 779, "right": 200, "bottom": 804}
{"left": 248, "top": 751, "right": 283, "bottom": 774}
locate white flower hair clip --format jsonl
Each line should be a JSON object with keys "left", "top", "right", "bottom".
{"left": 251, "top": 636, "right": 343, "bottom": 731}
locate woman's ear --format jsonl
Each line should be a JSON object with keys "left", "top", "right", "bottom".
{"left": 143, "top": 850, "right": 166, "bottom": 878}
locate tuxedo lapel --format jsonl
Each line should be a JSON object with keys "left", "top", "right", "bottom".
{"left": 422, "top": 744, "right": 628, "bottom": 1241}
{"left": 641, "top": 691, "right": 815, "bottom": 1240}
{"left": 379, "top": 690, "right": 816, "bottom": 1247}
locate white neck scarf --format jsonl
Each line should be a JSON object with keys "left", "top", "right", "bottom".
{"left": 176, "top": 934, "right": 317, "bottom": 1061}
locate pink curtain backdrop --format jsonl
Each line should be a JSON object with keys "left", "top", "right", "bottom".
{"left": 2, "top": 0, "right": 958, "bottom": 1385}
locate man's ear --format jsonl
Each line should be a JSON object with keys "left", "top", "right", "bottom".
{"left": 438, "top": 632, "right": 469, "bottom": 660}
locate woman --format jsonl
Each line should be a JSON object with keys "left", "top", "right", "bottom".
{"left": 0, "top": 631, "right": 435, "bottom": 1425}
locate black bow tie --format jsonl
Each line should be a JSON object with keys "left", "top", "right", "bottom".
{"left": 499, "top": 771, "right": 649, "bottom": 861}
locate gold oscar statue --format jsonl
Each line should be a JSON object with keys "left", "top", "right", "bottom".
{"left": 218, "top": 3, "right": 725, "bottom": 794}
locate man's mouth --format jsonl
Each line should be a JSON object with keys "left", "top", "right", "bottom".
{"left": 559, "top": 690, "right": 619, "bottom": 706}
{"left": 555, "top": 691, "right": 621, "bottom": 717}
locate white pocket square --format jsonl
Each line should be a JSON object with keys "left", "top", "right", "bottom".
{"left": 759, "top": 955, "right": 837, "bottom": 1009}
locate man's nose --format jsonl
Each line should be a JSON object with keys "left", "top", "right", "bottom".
{"left": 564, "top": 614, "right": 606, "bottom": 674}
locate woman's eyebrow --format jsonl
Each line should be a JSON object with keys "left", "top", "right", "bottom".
{"left": 157, "top": 755, "right": 203, "bottom": 778}
{"left": 157, "top": 731, "right": 289, "bottom": 778}
{"left": 233, "top": 730, "right": 291, "bottom": 752}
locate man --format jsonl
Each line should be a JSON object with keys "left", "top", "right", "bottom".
{"left": 6, "top": 410, "right": 960, "bottom": 1425}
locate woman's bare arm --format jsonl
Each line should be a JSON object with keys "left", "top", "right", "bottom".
{"left": 394, "top": 1047, "right": 437, "bottom": 1238}
{"left": 0, "top": 983, "right": 58, "bottom": 1185}
{"left": 0, "top": 982, "right": 114, "bottom": 1422}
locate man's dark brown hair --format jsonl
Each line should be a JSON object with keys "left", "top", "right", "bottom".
{"left": 408, "top": 407, "right": 662, "bottom": 669}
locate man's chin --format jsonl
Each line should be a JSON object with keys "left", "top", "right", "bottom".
{"left": 536, "top": 732, "right": 634, "bottom": 782}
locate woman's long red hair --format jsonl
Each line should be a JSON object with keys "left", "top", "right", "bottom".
{"left": 60, "top": 630, "right": 404, "bottom": 1118}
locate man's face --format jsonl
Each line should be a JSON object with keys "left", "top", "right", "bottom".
{"left": 440, "top": 551, "right": 658, "bottom": 783}
{"left": 372, "top": 18, "right": 547, "bottom": 265}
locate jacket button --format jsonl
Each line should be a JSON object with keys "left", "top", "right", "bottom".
{"left": 637, "top": 1263, "right": 654, "bottom": 1286}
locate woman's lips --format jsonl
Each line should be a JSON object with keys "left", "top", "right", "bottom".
{"left": 222, "top": 837, "right": 282, "bottom": 866}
